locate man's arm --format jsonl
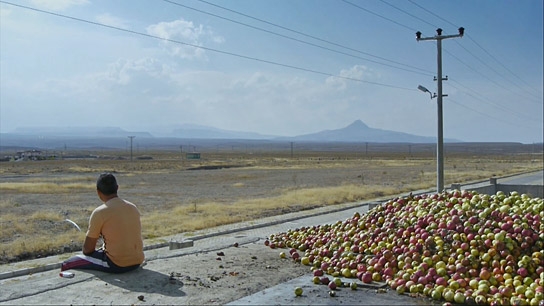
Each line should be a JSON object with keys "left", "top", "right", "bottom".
{"left": 83, "top": 236, "right": 99, "bottom": 255}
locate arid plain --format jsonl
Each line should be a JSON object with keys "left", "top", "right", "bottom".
{"left": 0, "top": 143, "right": 542, "bottom": 264}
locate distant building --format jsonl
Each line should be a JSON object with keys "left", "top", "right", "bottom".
{"left": 15, "top": 150, "right": 43, "bottom": 160}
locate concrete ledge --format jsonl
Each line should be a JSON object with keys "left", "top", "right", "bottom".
{"left": 0, "top": 262, "right": 61, "bottom": 280}
{"left": 368, "top": 202, "right": 380, "bottom": 210}
{"left": 169, "top": 240, "right": 194, "bottom": 250}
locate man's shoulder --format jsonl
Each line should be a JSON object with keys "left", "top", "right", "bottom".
{"left": 92, "top": 203, "right": 108, "bottom": 212}
{"left": 122, "top": 199, "right": 138, "bottom": 207}
{"left": 119, "top": 198, "right": 138, "bottom": 209}
{"left": 94, "top": 198, "right": 139, "bottom": 213}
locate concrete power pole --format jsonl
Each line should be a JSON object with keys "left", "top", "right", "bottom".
{"left": 128, "top": 136, "right": 135, "bottom": 162}
{"left": 416, "top": 27, "right": 464, "bottom": 193}
{"left": 290, "top": 142, "right": 294, "bottom": 158}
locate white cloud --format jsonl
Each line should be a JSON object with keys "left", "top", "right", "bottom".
{"left": 326, "top": 65, "right": 376, "bottom": 90}
{"left": 103, "top": 58, "right": 166, "bottom": 85}
{"left": 30, "top": 0, "right": 89, "bottom": 11}
{"left": 146, "top": 19, "right": 224, "bottom": 60}
{"left": 95, "top": 13, "right": 129, "bottom": 30}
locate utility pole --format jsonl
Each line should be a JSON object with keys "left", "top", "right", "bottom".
{"left": 128, "top": 136, "right": 135, "bottom": 162}
{"left": 416, "top": 27, "right": 464, "bottom": 193}
{"left": 290, "top": 142, "right": 294, "bottom": 158}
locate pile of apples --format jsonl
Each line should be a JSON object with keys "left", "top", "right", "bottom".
{"left": 265, "top": 190, "right": 544, "bottom": 305}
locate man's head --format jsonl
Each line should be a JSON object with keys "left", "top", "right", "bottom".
{"left": 96, "top": 172, "right": 118, "bottom": 196}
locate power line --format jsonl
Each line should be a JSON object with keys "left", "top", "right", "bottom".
{"left": 196, "top": 0, "right": 542, "bottom": 111}
{"left": 0, "top": 1, "right": 415, "bottom": 91}
{"left": 378, "top": 0, "right": 436, "bottom": 29}
{"left": 407, "top": 0, "right": 457, "bottom": 28}
{"left": 342, "top": 0, "right": 417, "bottom": 32}
{"left": 399, "top": 0, "right": 543, "bottom": 104}
{"left": 163, "top": 0, "right": 433, "bottom": 77}
{"left": 448, "top": 98, "right": 537, "bottom": 130}
{"left": 466, "top": 35, "right": 543, "bottom": 97}
{"left": 406, "top": 0, "right": 543, "bottom": 101}
{"left": 444, "top": 48, "right": 541, "bottom": 105}
{"left": 194, "top": 0, "right": 434, "bottom": 76}
{"left": 448, "top": 79, "right": 542, "bottom": 123}
{"left": 338, "top": 0, "right": 543, "bottom": 124}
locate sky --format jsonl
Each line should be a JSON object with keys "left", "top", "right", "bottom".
{"left": 0, "top": 0, "right": 542, "bottom": 143}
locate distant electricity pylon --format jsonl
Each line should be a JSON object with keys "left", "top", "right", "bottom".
{"left": 416, "top": 27, "right": 464, "bottom": 193}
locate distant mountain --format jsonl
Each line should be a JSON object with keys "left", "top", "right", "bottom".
{"left": 276, "top": 120, "right": 458, "bottom": 143}
{"left": 5, "top": 120, "right": 458, "bottom": 144}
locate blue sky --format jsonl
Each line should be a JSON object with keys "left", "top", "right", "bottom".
{"left": 1, "top": 0, "right": 542, "bottom": 143}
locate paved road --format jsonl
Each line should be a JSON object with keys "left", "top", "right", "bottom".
{"left": 500, "top": 170, "right": 543, "bottom": 185}
{"left": 0, "top": 170, "right": 542, "bottom": 305}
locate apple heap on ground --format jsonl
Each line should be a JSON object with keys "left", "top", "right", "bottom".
{"left": 265, "top": 190, "right": 544, "bottom": 305}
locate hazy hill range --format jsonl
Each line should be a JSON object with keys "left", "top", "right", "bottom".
{"left": 5, "top": 120, "right": 452, "bottom": 143}
{"left": 2, "top": 121, "right": 539, "bottom": 155}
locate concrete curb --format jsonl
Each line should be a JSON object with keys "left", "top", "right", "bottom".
{"left": 0, "top": 197, "right": 395, "bottom": 281}
{"left": 0, "top": 262, "right": 62, "bottom": 281}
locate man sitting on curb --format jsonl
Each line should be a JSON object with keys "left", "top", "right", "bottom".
{"left": 61, "top": 172, "right": 145, "bottom": 273}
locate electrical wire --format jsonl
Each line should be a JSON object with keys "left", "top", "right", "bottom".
{"left": 0, "top": 0, "right": 415, "bottom": 91}
{"left": 162, "top": 0, "right": 433, "bottom": 77}
{"left": 448, "top": 79, "right": 542, "bottom": 123}
{"left": 406, "top": 0, "right": 543, "bottom": 102}
{"left": 445, "top": 41, "right": 542, "bottom": 105}
{"left": 193, "top": 0, "right": 434, "bottom": 76}
{"left": 341, "top": 0, "right": 417, "bottom": 32}
{"left": 378, "top": 0, "right": 436, "bottom": 29}
{"left": 447, "top": 98, "right": 537, "bottom": 130}
{"left": 357, "top": 0, "right": 542, "bottom": 121}
{"left": 440, "top": 42, "right": 543, "bottom": 107}
{"left": 407, "top": 0, "right": 457, "bottom": 28}
{"left": 466, "top": 35, "right": 543, "bottom": 97}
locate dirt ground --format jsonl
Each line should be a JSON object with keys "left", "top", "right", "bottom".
{"left": 0, "top": 150, "right": 542, "bottom": 263}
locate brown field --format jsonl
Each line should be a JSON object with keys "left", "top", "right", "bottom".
{"left": 0, "top": 147, "right": 542, "bottom": 264}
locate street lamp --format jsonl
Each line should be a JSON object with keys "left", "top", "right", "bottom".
{"left": 418, "top": 85, "right": 436, "bottom": 99}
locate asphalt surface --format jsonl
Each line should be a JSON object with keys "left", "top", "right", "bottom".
{"left": 0, "top": 170, "right": 542, "bottom": 305}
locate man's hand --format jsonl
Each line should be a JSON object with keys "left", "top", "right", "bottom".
{"left": 83, "top": 236, "right": 99, "bottom": 255}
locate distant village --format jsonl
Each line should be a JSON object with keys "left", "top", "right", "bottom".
{"left": 0, "top": 150, "right": 203, "bottom": 162}
{"left": 0, "top": 150, "right": 105, "bottom": 162}
{"left": 0, "top": 150, "right": 55, "bottom": 162}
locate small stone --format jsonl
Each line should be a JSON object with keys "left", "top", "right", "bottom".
{"left": 137, "top": 295, "right": 144, "bottom": 301}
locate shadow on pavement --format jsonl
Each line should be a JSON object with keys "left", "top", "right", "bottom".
{"left": 89, "top": 267, "right": 186, "bottom": 298}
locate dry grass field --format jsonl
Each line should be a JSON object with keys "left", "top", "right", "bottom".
{"left": 0, "top": 147, "right": 542, "bottom": 264}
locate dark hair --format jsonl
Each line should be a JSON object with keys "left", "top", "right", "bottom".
{"left": 96, "top": 172, "right": 118, "bottom": 195}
